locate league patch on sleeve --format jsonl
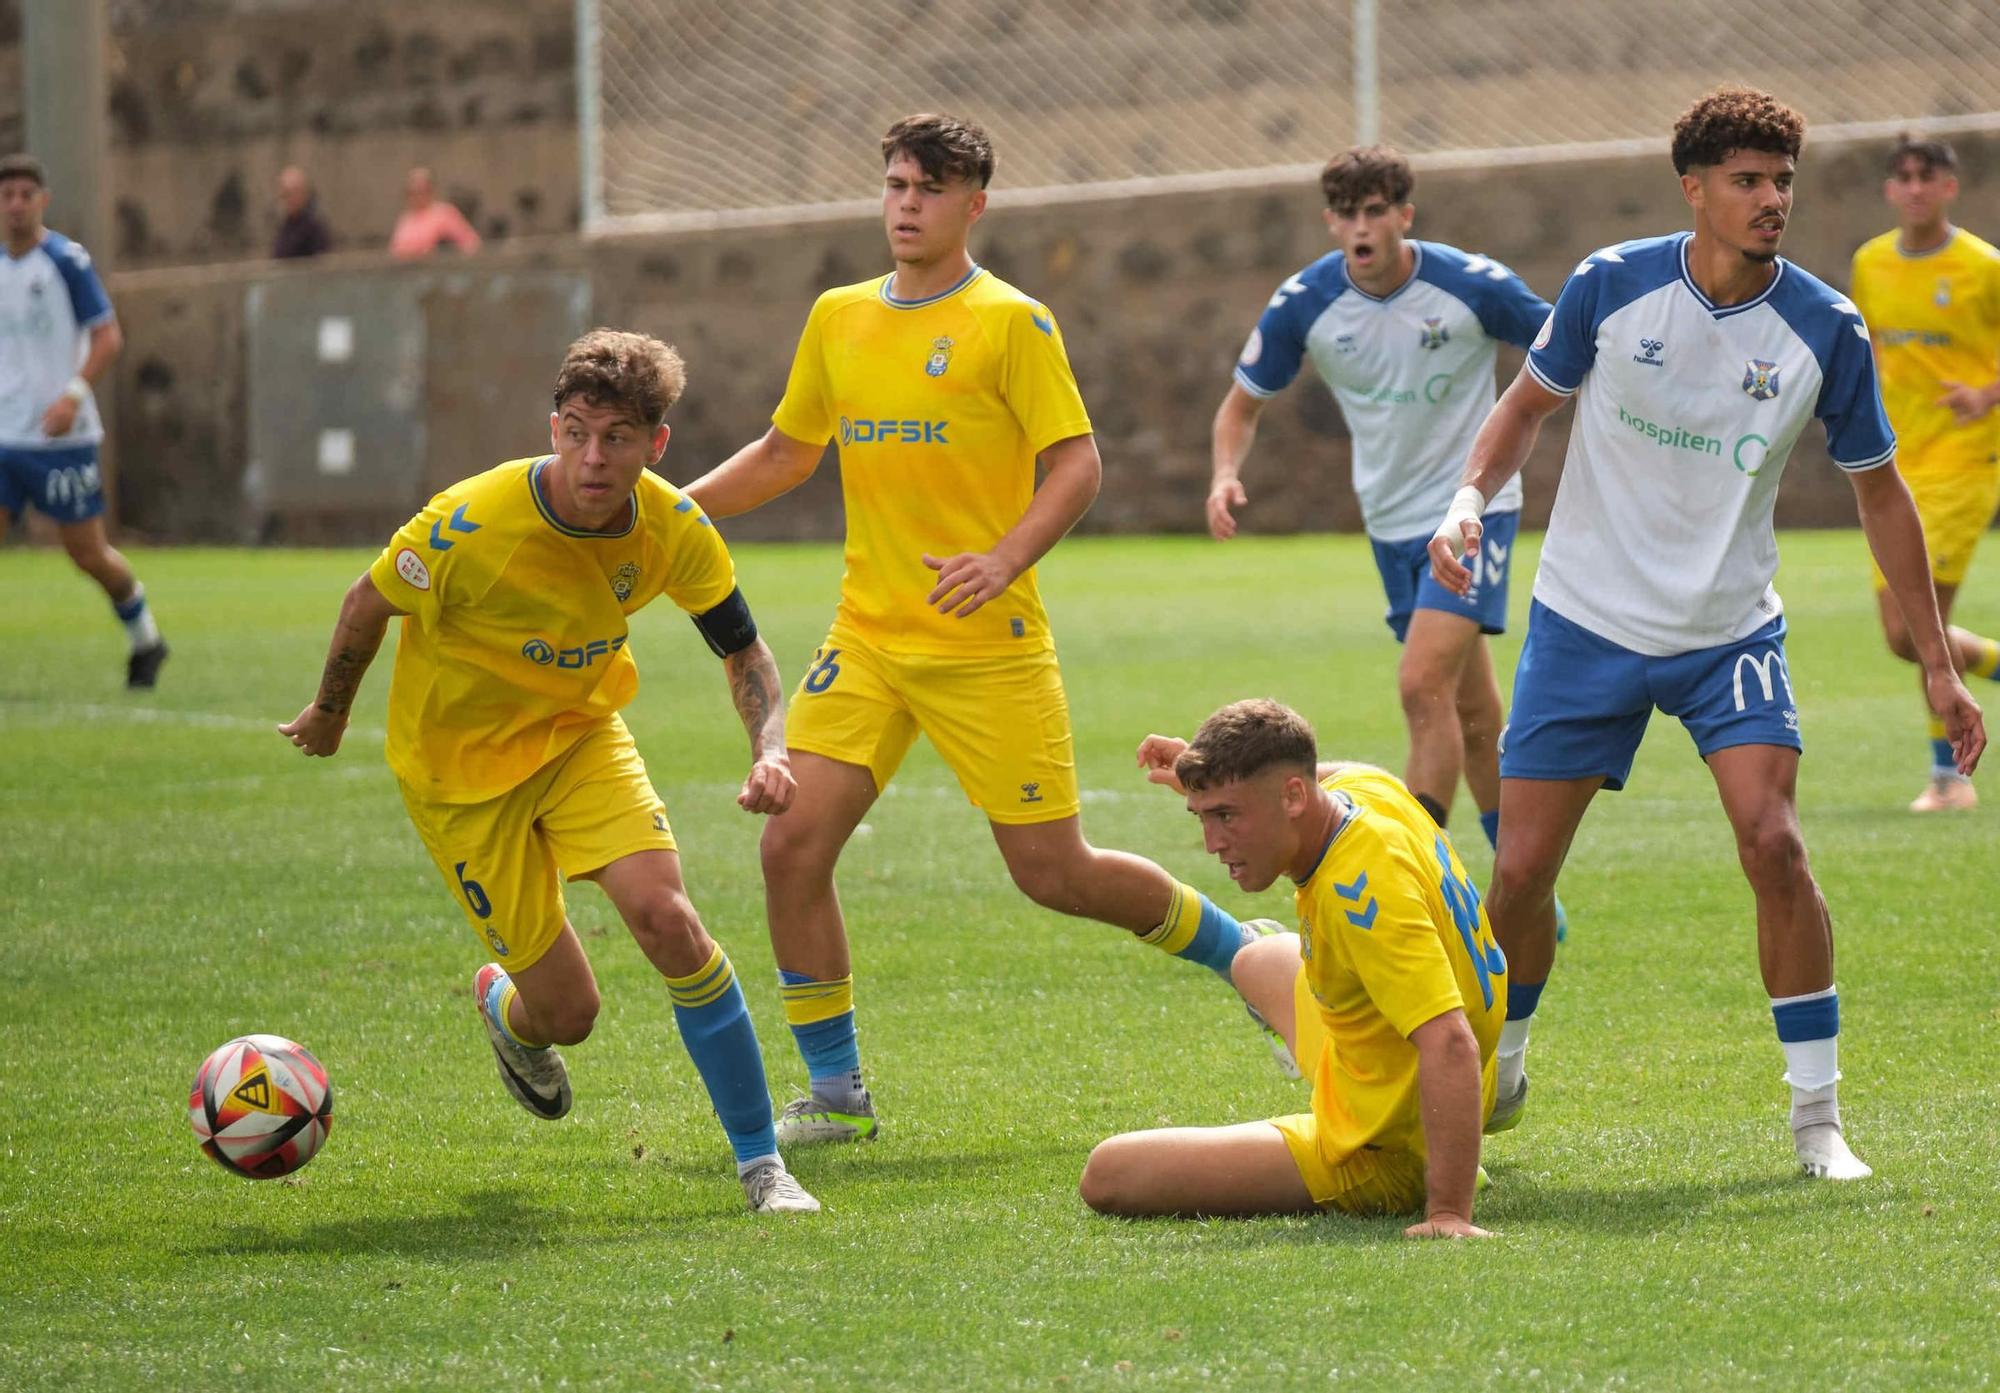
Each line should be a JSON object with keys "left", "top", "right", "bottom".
{"left": 1240, "top": 327, "right": 1264, "bottom": 366}
{"left": 395, "top": 547, "right": 431, "bottom": 591}
{"left": 1532, "top": 311, "right": 1554, "bottom": 351}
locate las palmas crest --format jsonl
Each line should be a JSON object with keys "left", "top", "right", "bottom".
{"left": 925, "top": 336, "right": 954, "bottom": 377}
{"left": 611, "top": 562, "right": 641, "bottom": 601}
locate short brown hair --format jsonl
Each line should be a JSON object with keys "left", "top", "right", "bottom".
{"left": 882, "top": 113, "right": 995, "bottom": 189}
{"left": 1320, "top": 145, "right": 1413, "bottom": 212}
{"left": 552, "top": 328, "right": 686, "bottom": 427}
{"left": 0, "top": 153, "right": 47, "bottom": 187}
{"left": 1671, "top": 86, "right": 1805, "bottom": 175}
{"left": 1887, "top": 131, "right": 1956, "bottom": 176}
{"left": 1175, "top": 699, "right": 1319, "bottom": 793}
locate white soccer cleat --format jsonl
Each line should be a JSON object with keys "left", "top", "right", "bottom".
{"left": 741, "top": 1159, "right": 821, "bottom": 1214}
{"left": 1909, "top": 776, "right": 1977, "bottom": 813}
{"left": 473, "top": 964, "right": 572, "bottom": 1120}
{"left": 1795, "top": 1122, "right": 1872, "bottom": 1180}
{"left": 775, "top": 1088, "right": 879, "bottom": 1144}
{"left": 1238, "top": 918, "right": 1303, "bottom": 1078}
{"left": 1484, "top": 1073, "right": 1528, "bottom": 1135}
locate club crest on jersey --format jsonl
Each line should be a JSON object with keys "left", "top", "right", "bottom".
{"left": 924, "top": 336, "right": 954, "bottom": 377}
{"left": 1742, "top": 359, "right": 1781, "bottom": 401}
{"left": 1936, "top": 279, "right": 1952, "bottom": 307}
{"left": 611, "top": 561, "right": 641, "bottom": 602}
{"left": 1419, "top": 317, "right": 1450, "bottom": 350}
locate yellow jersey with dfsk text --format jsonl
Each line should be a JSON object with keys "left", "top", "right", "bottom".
{"left": 1293, "top": 766, "right": 1507, "bottom": 1167}
{"left": 367, "top": 456, "right": 737, "bottom": 802}
{"left": 771, "top": 266, "right": 1094, "bottom": 655}
{"left": 1850, "top": 228, "right": 2000, "bottom": 471}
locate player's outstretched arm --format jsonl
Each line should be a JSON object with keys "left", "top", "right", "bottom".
{"left": 1136, "top": 734, "right": 1191, "bottom": 794}
{"left": 1404, "top": 1009, "right": 1493, "bottom": 1240}
{"left": 1852, "top": 463, "right": 1986, "bottom": 773}
{"left": 1207, "top": 383, "right": 1267, "bottom": 540}
{"left": 925, "top": 432, "right": 1101, "bottom": 618}
{"left": 279, "top": 573, "right": 402, "bottom": 757}
{"left": 684, "top": 426, "right": 825, "bottom": 521}
{"left": 1427, "top": 370, "right": 1568, "bottom": 596}
{"left": 722, "top": 636, "right": 796, "bottom": 815}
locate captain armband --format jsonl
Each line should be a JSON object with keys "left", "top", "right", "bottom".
{"left": 691, "top": 586, "right": 759, "bottom": 658}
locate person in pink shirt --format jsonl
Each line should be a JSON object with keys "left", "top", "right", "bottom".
{"left": 388, "top": 167, "right": 481, "bottom": 260}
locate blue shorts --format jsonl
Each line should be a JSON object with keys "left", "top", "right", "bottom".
{"left": 0, "top": 444, "right": 105, "bottom": 524}
{"left": 1500, "top": 600, "right": 1801, "bottom": 792}
{"left": 1369, "top": 509, "right": 1518, "bottom": 643}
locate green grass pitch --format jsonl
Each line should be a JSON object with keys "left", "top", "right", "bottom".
{"left": 2, "top": 532, "right": 1995, "bottom": 1390}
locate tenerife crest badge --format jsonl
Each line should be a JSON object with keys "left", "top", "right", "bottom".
{"left": 1419, "top": 317, "right": 1450, "bottom": 350}
{"left": 1742, "top": 359, "right": 1780, "bottom": 401}
{"left": 925, "top": 336, "right": 954, "bottom": 377}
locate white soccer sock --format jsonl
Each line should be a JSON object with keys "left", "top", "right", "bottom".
{"left": 810, "top": 1069, "right": 867, "bottom": 1110}
{"left": 117, "top": 583, "right": 161, "bottom": 650}
{"left": 1496, "top": 1019, "right": 1530, "bottom": 1096}
{"left": 736, "top": 1151, "right": 782, "bottom": 1178}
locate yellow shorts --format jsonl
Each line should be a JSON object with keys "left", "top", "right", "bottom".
{"left": 398, "top": 716, "right": 675, "bottom": 970}
{"left": 784, "top": 630, "right": 1079, "bottom": 824}
{"left": 1872, "top": 454, "right": 2000, "bottom": 589}
{"left": 1270, "top": 970, "right": 1424, "bottom": 1214}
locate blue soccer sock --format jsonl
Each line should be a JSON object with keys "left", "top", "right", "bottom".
{"left": 1139, "top": 880, "right": 1247, "bottom": 978}
{"left": 665, "top": 946, "right": 779, "bottom": 1166}
{"left": 1479, "top": 808, "right": 1501, "bottom": 850}
{"left": 1927, "top": 716, "right": 1961, "bottom": 779}
{"left": 112, "top": 582, "right": 161, "bottom": 650}
{"left": 778, "top": 970, "right": 865, "bottom": 1108}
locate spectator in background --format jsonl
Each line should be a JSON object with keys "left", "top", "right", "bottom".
{"left": 388, "top": 167, "right": 481, "bottom": 260}
{"left": 273, "top": 166, "right": 332, "bottom": 260}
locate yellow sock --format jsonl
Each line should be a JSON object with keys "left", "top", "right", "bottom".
{"left": 1140, "top": 880, "right": 1202, "bottom": 955}
{"left": 1968, "top": 635, "right": 2000, "bottom": 681}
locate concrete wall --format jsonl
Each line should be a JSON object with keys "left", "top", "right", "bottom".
{"left": 102, "top": 128, "right": 2000, "bottom": 542}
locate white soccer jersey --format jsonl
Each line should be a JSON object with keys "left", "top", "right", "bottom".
{"left": 0, "top": 230, "right": 113, "bottom": 449}
{"left": 1234, "top": 241, "right": 1549, "bottom": 541}
{"left": 1526, "top": 233, "right": 1894, "bottom": 656}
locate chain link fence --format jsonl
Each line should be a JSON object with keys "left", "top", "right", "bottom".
{"left": 582, "top": 0, "right": 1999, "bottom": 233}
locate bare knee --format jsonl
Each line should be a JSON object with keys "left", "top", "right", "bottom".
{"left": 1736, "top": 817, "right": 1811, "bottom": 894}
{"left": 1490, "top": 845, "right": 1560, "bottom": 917}
{"left": 1398, "top": 659, "right": 1455, "bottom": 725}
{"left": 1006, "top": 846, "right": 1083, "bottom": 914}
{"left": 761, "top": 811, "right": 839, "bottom": 887}
{"left": 626, "top": 889, "right": 708, "bottom": 975}
{"left": 1079, "top": 1136, "right": 1143, "bottom": 1215}
{"left": 1882, "top": 623, "right": 1919, "bottom": 663}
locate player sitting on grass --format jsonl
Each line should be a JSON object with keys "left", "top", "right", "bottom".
{"left": 279, "top": 329, "right": 818, "bottom": 1215}
{"left": 1079, "top": 699, "right": 1503, "bottom": 1239}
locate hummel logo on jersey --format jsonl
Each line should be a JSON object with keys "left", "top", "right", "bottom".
{"left": 1334, "top": 333, "right": 1358, "bottom": 354}
{"left": 1633, "top": 337, "right": 1665, "bottom": 366}
{"left": 925, "top": 336, "right": 954, "bottom": 377}
{"left": 1742, "top": 359, "right": 1781, "bottom": 401}
{"left": 1419, "top": 317, "right": 1450, "bottom": 350}
{"left": 1030, "top": 308, "right": 1054, "bottom": 337}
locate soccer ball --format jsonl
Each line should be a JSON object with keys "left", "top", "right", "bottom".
{"left": 188, "top": 1034, "right": 335, "bottom": 1179}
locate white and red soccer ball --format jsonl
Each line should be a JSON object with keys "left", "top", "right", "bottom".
{"left": 189, "top": 1034, "right": 334, "bottom": 1179}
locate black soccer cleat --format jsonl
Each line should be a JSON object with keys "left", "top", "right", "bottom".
{"left": 126, "top": 641, "right": 169, "bottom": 690}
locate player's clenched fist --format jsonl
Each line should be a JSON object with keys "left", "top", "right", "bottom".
{"left": 1426, "top": 484, "right": 1486, "bottom": 597}
{"left": 738, "top": 754, "right": 797, "bottom": 815}
{"left": 278, "top": 705, "right": 347, "bottom": 757}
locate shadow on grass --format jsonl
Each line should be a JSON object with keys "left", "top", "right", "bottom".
{"left": 191, "top": 1184, "right": 690, "bottom": 1258}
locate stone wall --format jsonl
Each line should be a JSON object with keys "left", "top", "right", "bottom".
{"left": 102, "top": 128, "right": 2000, "bottom": 542}
{"left": 0, "top": 0, "right": 576, "bottom": 267}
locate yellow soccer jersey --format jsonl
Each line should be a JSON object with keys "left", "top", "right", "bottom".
{"left": 1850, "top": 228, "right": 2000, "bottom": 470}
{"left": 1293, "top": 765, "right": 1507, "bottom": 1167}
{"left": 771, "top": 266, "right": 1094, "bottom": 655}
{"left": 367, "top": 456, "right": 738, "bottom": 802}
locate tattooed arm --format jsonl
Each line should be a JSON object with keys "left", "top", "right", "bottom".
{"left": 723, "top": 636, "right": 796, "bottom": 815}
{"left": 278, "top": 573, "right": 404, "bottom": 757}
